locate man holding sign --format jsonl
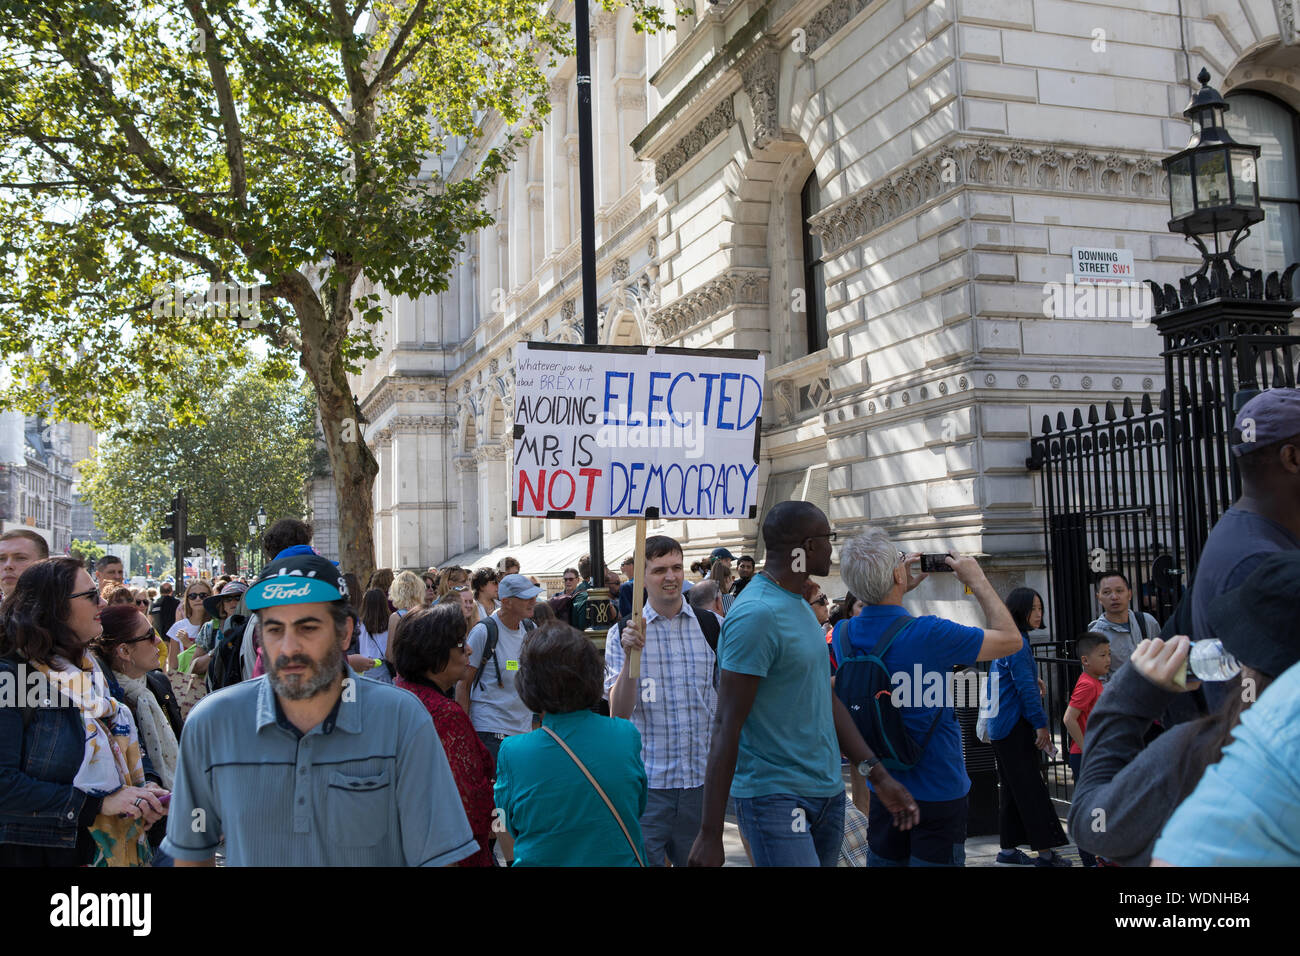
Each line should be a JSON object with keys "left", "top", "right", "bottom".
{"left": 605, "top": 534, "right": 719, "bottom": 867}
{"left": 689, "top": 501, "right": 920, "bottom": 867}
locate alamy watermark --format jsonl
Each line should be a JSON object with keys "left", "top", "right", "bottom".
{"left": 150, "top": 279, "right": 261, "bottom": 327}
{"left": 1042, "top": 276, "right": 1154, "bottom": 325}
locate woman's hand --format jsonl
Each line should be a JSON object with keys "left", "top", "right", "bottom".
{"left": 102, "top": 787, "right": 168, "bottom": 826}
{"left": 1130, "top": 636, "right": 1192, "bottom": 692}
{"left": 1034, "top": 727, "right": 1051, "bottom": 751}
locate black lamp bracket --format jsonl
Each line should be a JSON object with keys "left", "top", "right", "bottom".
{"left": 1187, "top": 223, "right": 1255, "bottom": 278}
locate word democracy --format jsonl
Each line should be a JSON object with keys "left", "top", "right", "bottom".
{"left": 609, "top": 460, "right": 758, "bottom": 517}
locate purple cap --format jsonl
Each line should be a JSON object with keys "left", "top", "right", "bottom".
{"left": 1232, "top": 388, "right": 1300, "bottom": 457}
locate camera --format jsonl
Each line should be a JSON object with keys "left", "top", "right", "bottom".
{"left": 919, "top": 553, "right": 954, "bottom": 573}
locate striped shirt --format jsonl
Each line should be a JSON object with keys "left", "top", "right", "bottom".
{"left": 603, "top": 601, "right": 717, "bottom": 790}
{"left": 161, "top": 669, "right": 478, "bottom": 866}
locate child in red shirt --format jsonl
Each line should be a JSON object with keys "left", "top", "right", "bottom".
{"left": 1063, "top": 631, "right": 1110, "bottom": 866}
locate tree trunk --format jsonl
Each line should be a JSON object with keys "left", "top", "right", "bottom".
{"left": 292, "top": 281, "right": 379, "bottom": 588}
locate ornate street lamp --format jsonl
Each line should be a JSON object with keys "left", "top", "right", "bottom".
{"left": 1163, "top": 68, "right": 1263, "bottom": 275}
{"left": 256, "top": 505, "right": 267, "bottom": 528}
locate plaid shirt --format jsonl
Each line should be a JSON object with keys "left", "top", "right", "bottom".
{"left": 604, "top": 601, "right": 717, "bottom": 790}
{"left": 839, "top": 802, "right": 870, "bottom": 867}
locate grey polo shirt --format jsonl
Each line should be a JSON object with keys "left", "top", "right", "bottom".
{"left": 1087, "top": 609, "right": 1159, "bottom": 678}
{"left": 161, "top": 669, "right": 478, "bottom": 866}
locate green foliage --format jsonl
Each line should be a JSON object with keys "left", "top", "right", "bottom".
{"left": 77, "top": 359, "right": 316, "bottom": 551}
{"left": 69, "top": 538, "right": 107, "bottom": 566}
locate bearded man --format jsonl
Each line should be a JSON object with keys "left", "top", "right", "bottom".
{"left": 161, "top": 554, "right": 477, "bottom": 866}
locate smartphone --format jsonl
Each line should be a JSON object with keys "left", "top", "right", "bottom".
{"left": 919, "top": 553, "right": 954, "bottom": 573}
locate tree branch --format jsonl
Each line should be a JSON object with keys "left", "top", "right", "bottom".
{"left": 368, "top": 0, "right": 430, "bottom": 95}
{"left": 183, "top": 0, "right": 247, "bottom": 207}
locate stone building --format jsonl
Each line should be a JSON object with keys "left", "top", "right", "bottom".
{"left": 352, "top": 0, "right": 1300, "bottom": 625}
{"left": 0, "top": 414, "right": 78, "bottom": 555}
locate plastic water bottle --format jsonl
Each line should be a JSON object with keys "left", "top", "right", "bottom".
{"left": 1188, "top": 639, "right": 1242, "bottom": 682}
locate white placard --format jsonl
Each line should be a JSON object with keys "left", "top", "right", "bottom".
{"left": 1072, "top": 246, "right": 1136, "bottom": 284}
{"left": 512, "top": 343, "right": 765, "bottom": 520}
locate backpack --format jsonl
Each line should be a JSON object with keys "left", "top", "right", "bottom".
{"left": 833, "top": 615, "right": 942, "bottom": 772}
{"left": 473, "top": 616, "right": 537, "bottom": 691}
{"left": 208, "top": 614, "right": 249, "bottom": 693}
{"left": 615, "top": 607, "right": 721, "bottom": 688}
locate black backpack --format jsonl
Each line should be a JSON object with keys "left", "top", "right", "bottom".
{"left": 473, "top": 616, "right": 537, "bottom": 691}
{"left": 833, "top": 614, "right": 942, "bottom": 772}
{"left": 616, "top": 607, "right": 721, "bottom": 687}
{"left": 208, "top": 614, "right": 249, "bottom": 693}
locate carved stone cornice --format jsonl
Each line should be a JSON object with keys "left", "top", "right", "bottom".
{"left": 807, "top": 138, "right": 1169, "bottom": 255}
{"left": 549, "top": 78, "right": 569, "bottom": 103}
{"left": 801, "top": 0, "right": 875, "bottom": 56}
{"left": 453, "top": 455, "right": 477, "bottom": 474}
{"left": 648, "top": 269, "right": 769, "bottom": 342}
{"left": 592, "top": 8, "right": 618, "bottom": 40}
{"left": 390, "top": 415, "right": 457, "bottom": 434}
{"left": 472, "top": 442, "right": 510, "bottom": 464}
{"left": 738, "top": 43, "right": 779, "bottom": 151}
{"left": 655, "top": 95, "right": 736, "bottom": 185}
{"left": 612, "top": 257, "right": 630, "bottom": 281}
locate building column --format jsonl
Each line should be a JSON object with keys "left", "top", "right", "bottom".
{"left": 545, "top": 80, "right": 569, "bottom": 258}
{"left": 510, "top": 155, "right": 530, "bottom": 292}
{"left": 592, "top": 9, "right": 620, "bottom": 209}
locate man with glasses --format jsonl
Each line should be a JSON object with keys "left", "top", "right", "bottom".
{"left": 689, "top": 501, "right": 920, "bottom": 867}
{"left": 833, "top": 528, "right": 1024, "bottom": 866}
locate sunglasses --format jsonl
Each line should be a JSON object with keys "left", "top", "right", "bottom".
{"left": 69, "top": 587, "right": 104, "bottom": 603}
{"left": 189, "top": 592, "right": 211, "bottom": 600}
{"left": 135, "top": 599, "right": 150, "bottom": 607}
{"left": 811, "top": 595, "right": 829, "bottom": 606}
{"left": 121, "top": 630, "right": 157, "bottom": 645}
{"left": 806, "top": 531, "right": 838, "bottom": 543}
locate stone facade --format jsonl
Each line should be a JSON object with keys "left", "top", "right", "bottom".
{"left": 352, "top": 0, "right": 1300, "bottom": 623}
{"left": 0, "top": 415, "right": 79, "bottom": 555}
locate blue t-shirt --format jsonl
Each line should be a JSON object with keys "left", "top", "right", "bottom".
{"left": 719, "top": 573, "right": 841, "bottom": 799}
{"left": 833, "top": 604, "right": 985, "bottom": 802}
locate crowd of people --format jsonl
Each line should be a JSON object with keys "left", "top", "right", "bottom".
{"left": 0, "top": 388, "right": 1295, "bottom": 867}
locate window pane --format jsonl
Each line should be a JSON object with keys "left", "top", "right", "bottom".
{"left": 1224, "top": 93, "right": 1299, "bottom": 199}
{"left": 1234, "top": 200, "right": 1300, "bottom": 274}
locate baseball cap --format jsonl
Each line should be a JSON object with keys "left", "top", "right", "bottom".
{"left": 1207, "top": 551, "right": 1300, "bottom": 678}
{"left": 1231, "top": 388, "right": 1300, "bottom": 457}
{"left": 710, "top": 547, "right": 736, "bottom": 561}
{"left": 246, "top": 554, "right": 348, "bottom": 610}
{"left": 202, "top": 580, "right": 248, "bottom": 617}
{"left": 498, "top": 573, "right": 541, "bottom": 600}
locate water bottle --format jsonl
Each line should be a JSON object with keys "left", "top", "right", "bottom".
{"left": 1188, "top": 639, "right": 1241, "bottom": 682}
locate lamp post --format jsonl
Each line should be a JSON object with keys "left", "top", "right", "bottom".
{"left": 1162, "top": 68, "right": 1264, "bottom": 276}
{"left": 248, "top": 519, "right": 257, "bottom": 579}
{"left": 255, "top": 506, "right": 267, "bottom": 574}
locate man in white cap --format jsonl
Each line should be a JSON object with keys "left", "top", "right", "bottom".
{"left": 161, "top": 553, "right": 477, "bottom": 866}
{"left": 457, "top": 572, "right": 540, "bottom": 766}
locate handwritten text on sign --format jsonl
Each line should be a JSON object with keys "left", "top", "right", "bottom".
{"left": 512, "top": 344, "right": 765, "bottom": 519}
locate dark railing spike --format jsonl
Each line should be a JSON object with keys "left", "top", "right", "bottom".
{"left": 1041, "top": 414, "right": 1052, "bottom": 435}
{"left": 1248, "top": 269, "right": 1264, "bottom": 299}
{"left": 1179, "top": 276, "right": 1194, "bottom": 308}
{"left": 1072, "top": 408, "right": 1084, "bottom": 428}
{"left": 1229, "top": 270, "right": 1247, "bottom": 298}
{"left": 1283, "top": 263, "right": 1300, "bottom": 299}
{"left": 1085, "top": 405, "right": 1098, "bottom": 425}
{"left": 1165, "top": 283, "right": 1181, "bottom": 310}
{"left": 1265, "top": 270, "right": 1282, "bottom": 300}
{"left": 1144, "top": 279, "right": 1164, "bottom": 313}
{"left": 1123, "top": 396, "right": 1134, "bottom": 418}
{"left": 1211, "top": 259, "right": 1231, "bottom": 296}
{"left": 1056, "top": 411, "right": 1067, "bottom": 431}
{"left": 1142, "top": 392, "right": 1153, "bottom": 414}
{"left": 1103, "top": 400, "right": 1116, "bottom": 421}
{"left": 1155, "top": 390, "right": 1165, "bottom": 412}
{"left": 1195, "top": 273, "right": 1212, "bottom": 302}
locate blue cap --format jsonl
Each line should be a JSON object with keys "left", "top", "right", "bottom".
{"left": 247, "top": 554, "right": 347, "bottom": 610}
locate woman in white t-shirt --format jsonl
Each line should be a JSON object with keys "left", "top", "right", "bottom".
{"left": 165, "top": 580, "right": 211, "bottom": 672}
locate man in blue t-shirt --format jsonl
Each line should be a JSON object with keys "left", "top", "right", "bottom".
{"left": 687, "top": 501, "right": 919, "bottom": 867}
{"left": 834, "top": 528, "right": 1023, "bottom": 866}
{"left": 1190, "top": 388, "right": 1300, "bottom": 711}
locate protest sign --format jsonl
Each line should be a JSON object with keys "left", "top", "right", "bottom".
{"left": 511, "top": 342, "right": 765, "bottom": 520}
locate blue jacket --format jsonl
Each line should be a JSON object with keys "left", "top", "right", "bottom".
{"left": 988, "top": 633, "right": 1048, "bottom": 741}
{"left": 0, "top": 656, "right": 159, "bottom": 849}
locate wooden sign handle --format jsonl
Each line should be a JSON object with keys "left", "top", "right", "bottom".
{"left": 628, "top": 519, "right": 647, "bottom": 681}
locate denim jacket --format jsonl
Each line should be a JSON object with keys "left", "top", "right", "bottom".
{"left": 0, "top": 655, "right": 158, "bottom": 849}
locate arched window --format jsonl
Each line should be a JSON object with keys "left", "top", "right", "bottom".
{"left": 800, "top": 172, "right": 828, "bottom": 354}
{"left": 1224, "top": 91, "right": 1300, "bottom": 273}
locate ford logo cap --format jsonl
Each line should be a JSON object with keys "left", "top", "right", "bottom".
{"left": 247, "top": 554, "right": 347, "bottom": 610}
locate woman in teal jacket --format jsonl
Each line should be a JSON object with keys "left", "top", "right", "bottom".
{"left": 988, "top": 588, "right": 1070, "bottom": 866}
{"left": 494, "top": 622, "right": 646, "bottom": 867}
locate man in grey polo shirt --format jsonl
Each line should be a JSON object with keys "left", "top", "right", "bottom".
{"left": 456, "top": 573, "right": 539, "bottom": 765}
{"left": 162, "top": 554, "right": 477, "bottom": 866}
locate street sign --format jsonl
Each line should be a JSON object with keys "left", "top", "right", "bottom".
{"left": 1072, "top": 246, "right": 1135, "bottom": 284}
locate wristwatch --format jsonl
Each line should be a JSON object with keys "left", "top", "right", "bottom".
{"left": 856, "top": 756, "right": 882, "bottom": 778}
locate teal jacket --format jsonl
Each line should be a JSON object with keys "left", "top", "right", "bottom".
{"left": 495, "top": 710, "right": 647, "bottom": 866}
